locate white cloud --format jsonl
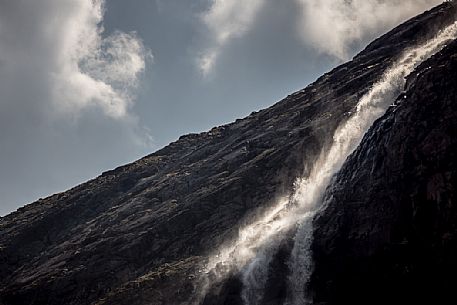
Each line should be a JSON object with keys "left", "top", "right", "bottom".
{"left": 198, "top": 0, "right": 266, "bottom": 75}
{"left": 197, "top": 0, "right": 443, "bottom": 73}
{"left": 295, "top": 0, "right": 443, "bottom": 60}
{"left": 0, "top": 0, "right": 151, "bottom": 119}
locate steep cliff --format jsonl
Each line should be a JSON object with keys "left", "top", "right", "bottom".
{"left": 1, "top": 2, "right": 456, "bottom": 305}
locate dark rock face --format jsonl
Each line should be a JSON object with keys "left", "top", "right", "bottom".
{"left": 1, "top": 3, "right": 456, "bottom": 305}
{"left": 312, "top": 28, "right": 457, "bottom": 305}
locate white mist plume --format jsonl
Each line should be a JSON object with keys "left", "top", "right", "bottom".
{"left": 296, "top": 0, "right": 443, "bottom": 60}
{"left": 197, "top": 20, "right": 457, "bottom": 305}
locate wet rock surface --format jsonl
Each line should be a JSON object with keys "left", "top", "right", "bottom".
{"left": 0, "top": 3, "right": 456, "bottom": 305}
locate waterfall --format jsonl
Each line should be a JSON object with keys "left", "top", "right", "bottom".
{"left": 286, "top": 21, "right": 457, "bottom": 305}
{"left": 197, "top": 21, "right": 457, "bottom": 305}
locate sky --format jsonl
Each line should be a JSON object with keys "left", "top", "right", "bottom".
{"left": 0, "top": 0, "right": 442, "bottom": 216}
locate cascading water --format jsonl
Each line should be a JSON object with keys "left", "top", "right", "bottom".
{"left": 197, "top": 21, "right": 457, "bottom": 305}
{"left": 286, "top": 21, "right": 457, "bottom": 305}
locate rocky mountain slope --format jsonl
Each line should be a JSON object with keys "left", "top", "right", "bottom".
{"left": 1, "top": 2, "right": 457, "bottom": 305}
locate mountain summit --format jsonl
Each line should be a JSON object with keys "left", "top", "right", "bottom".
{"left": 1, "top": 2, "right": 457, "bottom": 305}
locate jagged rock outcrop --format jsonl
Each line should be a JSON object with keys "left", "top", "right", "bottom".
{"left": 1, "top": 2, "right": 456, "bottom": 305}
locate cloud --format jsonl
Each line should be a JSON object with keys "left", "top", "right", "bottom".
{"left": 53, "top": 0, "right": 151, "bottom": 119}
{"left": 198, "top": 0, "right": 266, "bottom": 75}
{"left": 57, "top": 29, "right": 151, "bottom": 118}
{"left": 197, "top": 0, "right": 443, "bottom": 73}
{"left": 0, "top": 0, "right": 151, "bottom": 119}
{"left": 295, "top": 0, "right": 443, "bottom": 60}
